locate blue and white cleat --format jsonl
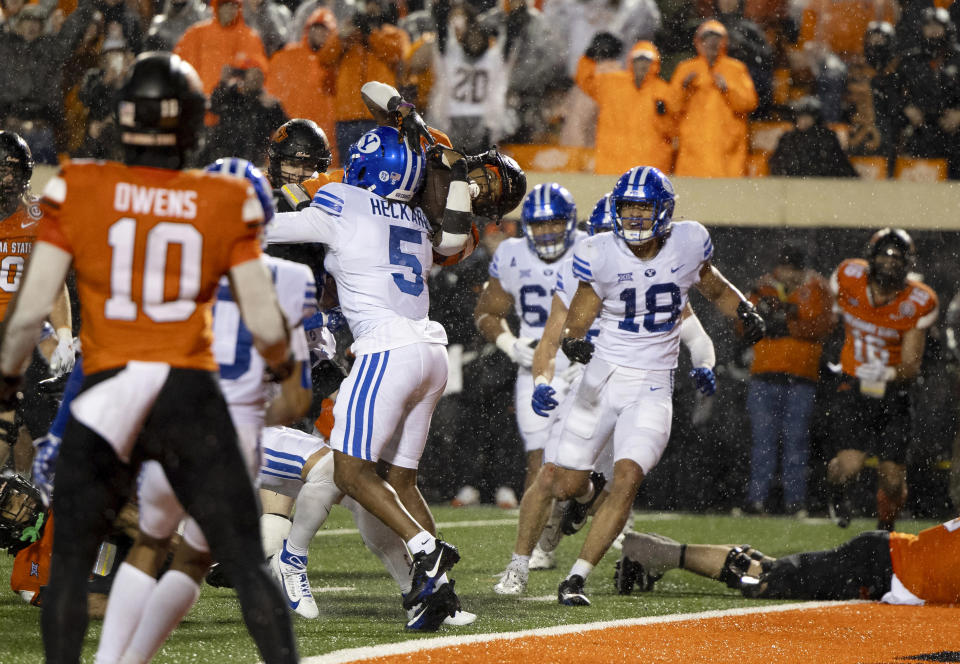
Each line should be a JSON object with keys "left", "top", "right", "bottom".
{"left": 270, "top": 542, "right": 319, "bottom": 619}
{"left": 402, "top": 539, "right": 460, "bottom": 610}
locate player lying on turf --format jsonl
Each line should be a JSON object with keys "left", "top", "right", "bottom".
{"left": 615, "top": 520, "right": 960, "bottom": 605}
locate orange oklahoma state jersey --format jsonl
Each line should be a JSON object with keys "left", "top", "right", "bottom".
{"left": 889, "top": 518, "right": 960, "bottom": 603}
{"left": 38, "top": 160, "right": 264, "bottom": 375}
{"left": 0, "top": 200, "right": 43, "bottom": 319}
{"left": 832, "top": 258, "right": 938, "bottom": 377}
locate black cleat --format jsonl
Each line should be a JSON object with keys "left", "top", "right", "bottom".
{"left": 558, "top": 574, "right": 591, "bottom": 606}
{"left": 559, "top": 472, "right": 607, "bottom": 536}
{"left": 402, "top": 540, "right": 460, "bottom": 610}
{"left": 828, "top": 486, "right": 852, "bottom": 528}
{"left": 614, "top": 556, "right": 661, "bottom": 595}
{"left": 405, "top": 581, "right": 460, "bottom": 632}
{"left": 205, "top": 563, "right": 234, "bottom": 589}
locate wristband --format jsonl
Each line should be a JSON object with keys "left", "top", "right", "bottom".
{"left": 534, "top": 375, "right": 549, "bottom": 387}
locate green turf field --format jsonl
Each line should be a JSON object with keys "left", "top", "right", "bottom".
{"left": 0, "top": 507, "right": 938, "bottom": 663}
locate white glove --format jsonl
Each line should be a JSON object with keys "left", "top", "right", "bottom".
{"left": 513, "top": 337, "right": 536, "bottom": 368}
{"left": 855, "top": 361, "right": 896, "bottom": 383}
{"left": 49, "top": 329, "right": 76, "bottom": 377}
{"left": 558, "top": 361, "right": 585, "bottom": 385}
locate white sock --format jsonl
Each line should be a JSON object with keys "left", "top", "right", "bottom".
{"left": 95, "top": 563, "right": 157, "bottom": 664}
{"left": 344, "top": 495, "right": 413, "bottom": 593}
{"left": 121, "top": 570, "right": 200, "bottom": 664}
{"left": 282, "top": 537, "right": 308, "bottom": 559}
{"left": 288, "top": 452, "right": 340, "bottom": 553}
{"left": 406, "top": 530, "right": 435, "bottom": 556}
{"left": 260, "top": 513, "right": 292, "bottom": 560}
{"left": 569, "top": 558, "right": 594, "bottom": 580}
{"left": 510, "top": 553, "right": 530, "bottom": 574}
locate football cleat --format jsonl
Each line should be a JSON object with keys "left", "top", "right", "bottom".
{"left": 270, "top": 545, "right": 319, "bottom": 619}
{"left": 557, "top": 574, "right": 590, "bottom": 606}
{"left": 403, "top": 540, "right": 460, "bottom": 610}
{"left": 559, "top": 472, "right": 607, "bottom": 536}
{"left": 204, "top": 563, "right": 234, "bottom": 589}
{"left": 614, "top": 556, "right": 661, "bottom": 595}
{"left": 529, "top": 545, "right": 556, "bottom": 571}
{"left": 405, "top": 581, "right": 462, "bottom": 632}
{"left": 828, "top": 486, "right": 852, "bottom": 528}
{"left": 495, "top": 486, "right": 519, "bottom": 509}
{"left": 493, "top": 565, "right": 528, "bottom": 595}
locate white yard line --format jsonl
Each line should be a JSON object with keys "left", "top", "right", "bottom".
{"left": 299, "top": 600, "right": 864, "bottom": 664}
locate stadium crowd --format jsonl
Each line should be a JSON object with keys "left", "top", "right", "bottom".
{"left": 0, "top": 0, "right": 959, "bottom": 178}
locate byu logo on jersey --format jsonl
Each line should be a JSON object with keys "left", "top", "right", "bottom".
{"left": 644, "top": 268, "right": 656, "bottom": 277}
{"left": 358, "top": 133, "right": 381, "bottom": 153}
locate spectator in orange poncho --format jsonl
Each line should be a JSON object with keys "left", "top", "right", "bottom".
{"left": 174, "top": 0, "right": 268, "bottom": 95}
{"left": 670, "top": 20, "right": 757, "bottom": 177}
{"left": 266, "top": 8, "right": 339, "bottom": 166}
{"left": 799, "top": 0, "right": 896, "bottom": 60}
{"left": 578, "top": 40, "right": 674, "bottom": 175}
{"left": 328, "top": 0, "right": 410, "bottom": 159}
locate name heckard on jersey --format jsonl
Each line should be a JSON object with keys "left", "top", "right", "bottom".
{"left": 113, "top": 183, "right": 198, "bottom": 220}
{"left": 368, "top": 197, "right": 430, "bottom": 232}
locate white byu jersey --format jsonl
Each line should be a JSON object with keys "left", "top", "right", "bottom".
{"left": 489, "top": 231, "right": 587, "bottom": 341}
{"left": 555, "top": 234, "right": 601, "bottom": 341}
{"left": 571, "top": 221, "right": 714, "bottom": 370}
{"left": 267, "top": 182, "right": 447, "bottom": 355}
{"left": 429, "top": 31, "right": 508, "bottom": 122}
{"left": 213, "top": 255, "right": 314, "bottom": 418}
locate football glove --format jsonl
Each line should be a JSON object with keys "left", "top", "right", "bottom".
{"left": 855, "top": 362, "right": 896, "bottom": 383}
{"left": 737, "top": 301, "right": 766, "bottom": 345}
{"left": 513, "top": 337, "right": 537, "bottom": 369}
{"left": 32, "top": 433, "right": 60, "bottom": 506}
{"left": 49, "top": 331, "right": 77, "bottom": 377}
{"left": 531, "top": 384, "right": 558, "bottom": 417}
{"left": 304, "top": 308, "right": 346, "bottom": 333}
{"left": 689, "top": 367, "right": 716, "bottom": 396}
{"left": 561, "top": 337, "right": 594, "bottom": 365}
{"left": 558, "top": 361, "right": 585, "bottom": 385}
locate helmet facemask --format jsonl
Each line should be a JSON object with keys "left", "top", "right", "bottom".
{"left": 869, "top": 244, "right": 910, "bottom": 290}
{"left": 522, "top": 216, "right": 575, "bottom": 261}
{"left": 614, "top": 198, "right": 673, "bottom": 245}
{"left": 0, "top": 474, "right": 43, "bottom": 552}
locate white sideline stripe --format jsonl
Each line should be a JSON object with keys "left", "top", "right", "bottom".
{"left": 310, "top": 586, "right": 356, "bottom": 593}
{"left": 313, "top": 512, "right": 693, "bottom": 538}
{"left": 299, "top": 600, "right": 864, "bottom": 664}
{"left": 520, "top": 595, "right": 557, "bottom": 602}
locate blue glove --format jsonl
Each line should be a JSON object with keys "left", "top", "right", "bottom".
{"left": 690, "top": 367, "right": 716, "bottom": 396}
{"left": 531, "top": 383, "right": 558, "bottom": 417}
{"left": 304, "top": 308, "right": 346, "bottom": 333}
{"left": 32, "top": 434, "right": 61, "bottom": 506}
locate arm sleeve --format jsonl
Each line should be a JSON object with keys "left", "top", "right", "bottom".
{"left": 680, "top": 312, "right": 716, "bottom": 369}
{"left": 266, "top": 206, "right": 340, "bottom": 247}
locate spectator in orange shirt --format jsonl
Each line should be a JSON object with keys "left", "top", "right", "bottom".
{"left": 174, "top": 0, "right": 269, "bottom": 95}
{"left": 329, "top": 0, "right": 409, "bottom": 160}
{"left": 616, "top": 518, "right": 960, "bottom": 606}
{"left": 742, "top": 246, "right": 834, "bottom": 517}
{"left": 670, "top": 20, "right": 757, "bottom": 177}
{"left": 799, "top": 0, "right": 896, "bottom": 61}
{"left": 266, "top": 7, "right": 338, "bottom": 165}
{"left": 579, "top": 40, "right": 674, "bottom": 175}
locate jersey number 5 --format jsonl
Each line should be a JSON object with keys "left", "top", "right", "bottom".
{"left": 389, "top": 225, "right": 424, "bottom": 296}
{"left": 618, "top": 284, "right": 682, "bottom": 333}
{"left": 105, "top": 217, "right": 202, "bottom": 322}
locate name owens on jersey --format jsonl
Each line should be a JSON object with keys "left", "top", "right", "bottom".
{"left": 267, "top": 182, "right": 446, "bottom": 355}
{"left": 489, "top": 231, "right": 587, "bottom": 341}
{"left": 0, "top": 200, "right": 42, "bottom": 318}
{"left": 572, "top": 221, "right": 713, "bottom": 371}
{"left": 38, "top": 161, "right": 265, "bottom": 375}
{"left": 831, "top": 258, "right": 939, "bottom": 376}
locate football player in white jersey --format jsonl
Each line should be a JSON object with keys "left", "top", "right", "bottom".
{"left": 496, "top": 192, "right": 718, "bottom": 591}
{"left": 474, "top": 183, "right": 585, "bottom": 495}
{"left": 265, "top": 125, "right": 475, "bottom": 629}
{"left": 83, "top": 159, "right": 314, "bottom": 664}
{"left": 500, "top": 166, "right": 764, "bottom": 607}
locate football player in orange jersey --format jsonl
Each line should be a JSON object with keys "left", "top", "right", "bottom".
{"left": 0, "top": 131, "right": 75, "bottom": 475}
{"left": 0, "top": 53, "right": 298, "bottom": 664}
{"left": 826, "top": 228, "right": 939, "bottom": 533}
{"left": 614, "top": 519, "right": 960, "bottom": 605}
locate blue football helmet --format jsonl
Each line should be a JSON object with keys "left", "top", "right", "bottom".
{"left": 343, "top": 125, "right": 425, "bottom": 203}
{"left": 587, "top": 193, "right": 614, "bottom": 236}
{"left": 520, "top": 183, "right": 577, "bottom": 261}
{"left": 610, "top": 166, "right": 675, "bottom": 245}
{"left": 204, "top": 157, "right": 275, "bottom": 225}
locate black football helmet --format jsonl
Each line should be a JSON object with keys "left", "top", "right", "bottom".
{"left": 466, "top": 148, "right": 526, "bottom": 221}
{"left": 267, "top": 119, "right": 332, "bottom": 186}
{"left": 116, "top": 51, "right": 206, "bottom": 166}
{"left": 0, "top": 131, "right": 33, "bottom": 215}
{"left": 0, "top": 473, "right": 44, "bottom": 553}
{"left": 866, "top": 227, "right": 916, "bottom": 290}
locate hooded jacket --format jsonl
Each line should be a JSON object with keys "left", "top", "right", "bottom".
{"left": 670, "top": 21, "right": 757, "bottom": 177}
{"left": 174, "top": 0, "right": 269, "bottom": 95}
{"left": 578, "top": 40, "right": 674, "bottom": 175}
{"left": 266, "top": 8, "right": 338, "bottom": 163}
{"left": 331, "top": 20, "right": 409, "bottom": 122}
